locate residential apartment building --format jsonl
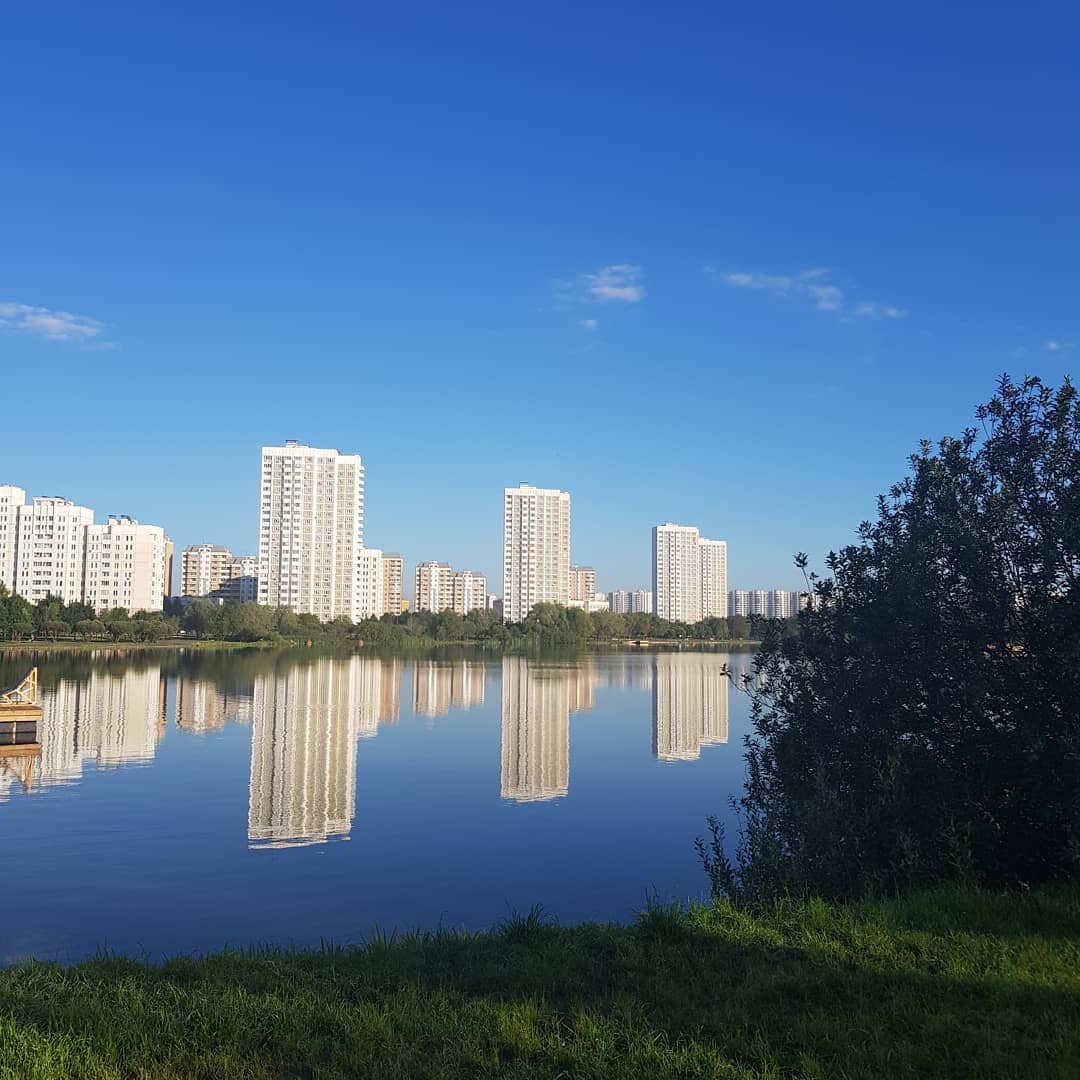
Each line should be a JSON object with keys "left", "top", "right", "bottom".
{"left": 257, "top": 442, "right": 365, "bottom": 621}
{"left": 83, "top": 516, "right": 170, "bottom": 613}
{"left": 414, "top": 561, "right": 486, "bottom": 615}
{"left": 353, "top": 548, "right": 403, "bottom": 619}
{"left": 15, "top": 496, "right": 95, "bottom": 604}
{"left": 0, "top": 484, "right": 25, "bottom": 592}
{"left": 699, "top": 539, "right": 729, "bottom": 618}
{"left": 631, "top": 589, "right": 653, "bottom": 614}
{"left": 568, "top": 565, "right": 596, "bottom": 605}
{"left": 607, "top": 589, "right": 631, "bottom": 614}
{"left": 414, "top": 561, "right": 454, "bottom": 614}
{"left": 652, "top": 523, "right": 703, "bottom": 623}
{"left": 653, "top": 523, "right": 728, "bottom": 624}
{"left": 181, "top": 544, "right": 233, "bottom": 598}
{"left": 502, "top": 483, "right": 571, "bottom": 622}
{"left": 219, "top": 556, "right": 259, "bottom": 604}
{"left": 727, "top": 589, "right": 801, "bottom": 618}
{"left": 729, "top": 590, "right": 752, "bottom": 617}
{"left": 452, "top": 569, "right": 486, "bottom": 615}
{"left": 380, "top": 553, "right": 404, "bottom": 618}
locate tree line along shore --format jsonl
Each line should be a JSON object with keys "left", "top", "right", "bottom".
{"left": 0, "top": 589, "right": 780, "bottom": 649}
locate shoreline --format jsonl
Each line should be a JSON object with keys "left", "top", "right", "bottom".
{"left": 0, "top": 637, "right": 762, "bottom": 653}
{"left": 1, "top": 885, "right": 1075, "bottom": 1077}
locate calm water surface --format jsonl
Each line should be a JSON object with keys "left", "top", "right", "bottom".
{"left": 0, "top": 648, "right": 752, "bottom": 963}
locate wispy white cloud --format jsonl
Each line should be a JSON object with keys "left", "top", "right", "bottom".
{"left": 710, "top": 266, "right": 906, "bottom": 321}
{"left": 0, "top": 301, "right": 105, "bottom": 343}
{"left": 571, "top": 264, "right": 645, "bottom": 304}
{"left": 1045, "top": 339, "right": 1074, "bottom": 352}
{"left": 852, "top": 301, "right": 907, "bottom": 320}
{"left": 578, "top": 318, "right": 599, "bottom": 330}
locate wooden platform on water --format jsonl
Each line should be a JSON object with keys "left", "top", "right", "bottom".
{"left": 0, "top": 668, "right": 42, "bottom": 725}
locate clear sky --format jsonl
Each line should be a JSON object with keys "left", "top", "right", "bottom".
{"left": 1, "top": 1, "right": 1076, "bottom": 596}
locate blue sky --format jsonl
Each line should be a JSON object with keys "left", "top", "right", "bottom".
{"left": 1, "top": 2, "right": 1076, "bottom": 595}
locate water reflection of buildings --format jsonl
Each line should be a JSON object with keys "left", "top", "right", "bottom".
{"left": 0, "top": 666, "right": 167, "bottom": 799}
{"left": 652, "top": 654, "right": 729, "bottom": 761}
{"left": 175, "top": 679, "right": 254, "bottom": 733}
{"left": 500, "top": 658, "right": 597, "bottom": 802}
{"left": 411, "top": 660, "right": 485, "bottom": 718}
{"left": 247, "top": 657, "right": 401, "bottom": 849}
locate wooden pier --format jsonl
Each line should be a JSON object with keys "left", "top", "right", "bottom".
{"left": 0, "top": 668, "right": 42, "bottom": 750}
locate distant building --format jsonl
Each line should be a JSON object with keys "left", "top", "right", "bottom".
{"left": 452, "top": 569, "right": 487, "bottom": 615}
{"left": 221, "top": 556, "right": 259, "bottom": 604}
{"left": 727, "top": 589, "right": 801, "bottom": 618}
{"left": 0, "top": 485, "right": 26, "bottom": 593}
{"left": 568, "top": 566, "right": 597, "bottom": 605}
{"left": 181, "top": 544, "right": 233, "bottom": 598}
{"left": 631, "top": 589, "right": 653, "bottom": 614}
{"left": 699, "top": 539, "right": 729, "bottom": 618}
{"left": 83, "top": 516, "right": 170, "bottom": 613}
{"left": 257, "top": 442, "right": 365, "bottom": 621}
{"left": 380, "top": 553, "right": 404, "bottom": 619}
{"left": 414, "top": 561, "right": 486, "bottom": 615}
{"left": 608, "top": 589, "right": 631, "bottom": 614}
{"left": 502, "top": 483, "right": 570, "bottom": 622}
{"left": 729, "top": 589, "right": 752, "bottom": 616}
{"left": 414, "top": 561, "right": 454, "bottom": 614}
{"left": 14, "top": 496, "right": 95, "bottom": 604}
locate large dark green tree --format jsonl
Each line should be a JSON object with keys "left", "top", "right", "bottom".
{"left": 718, "top": 376, "right": 1080, "bottom": 902}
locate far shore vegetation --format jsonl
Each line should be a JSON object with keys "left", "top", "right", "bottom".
{"left": 0, "top": 587, "right": 779, "bottom": 651}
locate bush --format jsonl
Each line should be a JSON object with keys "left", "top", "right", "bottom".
{"left": 718, "top": 376, "right": 1080, "bottom": 903}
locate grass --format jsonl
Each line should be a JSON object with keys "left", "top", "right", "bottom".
{"left": 1, "top": 887, "right": 1078, "bottom": 1078}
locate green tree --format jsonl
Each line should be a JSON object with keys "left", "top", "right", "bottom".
{"left": 720, "top": 376, "right": 1080, "bottom": 903}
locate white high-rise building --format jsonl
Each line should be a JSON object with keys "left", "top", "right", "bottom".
{"left": 257, "top": 442, "right": 365, "bottom": 621}
{"left": 414, "top": 561, "right": 454, "bottom": 613}
{"left": 83, "top": 516, "right": 170, "bottom": 613}
{"left": 653, "top": 523, "right": 703, "bottom": 623}
{"left": 502, "top": 483, "right": 571, "bottom": 622}
{"left": 653, "top": 523, "right": 728, "bottom": 624}
{"left": 15, "top": 496, "right": 95, "bottom": 604}
{"left": 0, "top": 485, "right": 26, "bottom": 593}
{"left": 700, "top": 539, "right": 729, "bottom": 618}
{"left": 608, "top": 589, "right": 631, "bottom": 614}
{"left": 729, "top": 590, "right": 752, "bottom": 616}
{"left": 452, "top": 569, "right": 487, "bottom": 615}
{"left": 631, "top": 589, "right": 653, "bottom": 614}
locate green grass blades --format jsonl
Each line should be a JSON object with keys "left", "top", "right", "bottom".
{"left": 1, "top": 886, "right": 1078, "bottom": 1079}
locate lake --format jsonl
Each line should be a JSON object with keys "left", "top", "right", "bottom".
{"left": 0, "top": 648, "right": 753, "bottom": 963}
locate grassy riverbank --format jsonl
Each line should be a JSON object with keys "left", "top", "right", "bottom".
{"left": 2, "top": 886, "right": 1077, "bottom": 1079}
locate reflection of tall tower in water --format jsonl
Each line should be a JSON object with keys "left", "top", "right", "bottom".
{"left": 247, "top": 656, "right": 391, "bottom": 848}
{"left": 0, "top": 665, "right": 167, "bottom": 798}
{"left": 500, "top": 659, "right": 595, "bottom": 802}
{"left": 411, "top": 660, "right": 486, "bottom": 718}
{"left": 652, "top": 654, "right": 730, "bottom": 761}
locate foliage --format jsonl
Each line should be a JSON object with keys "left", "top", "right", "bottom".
{"left": 721, "top": 376, "right": 1080, "bottom": 904}
{"left": 0, "top": 885, "right": 1077, "bottom": 1078}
